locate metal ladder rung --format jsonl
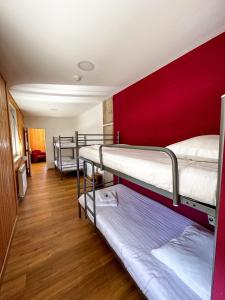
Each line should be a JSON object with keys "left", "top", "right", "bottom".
{"left": 85, "top": 176, "right": 94, "bottom": 184}
{"left": 86, "top": 205, "right": 95, "bottom": 216}
{"left": 86, "top": 191, "right": 94, "bottom": 201}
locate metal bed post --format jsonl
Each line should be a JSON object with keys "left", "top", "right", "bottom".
{"left": 116, "top": 132, "right": 121, "bottom": 184}
{"left": 92, "top": 162, "right": 96, "bottom": 226}
{"left": 53, "top": 137, "right": 56, "bottom": 161}
{"left": 83, "top": 160, "right": 87, "bottom": 218}
{"left": 59, "top": 135, "right": 63, "bottom": 179}
{"left": 213, "top": 95, "right": 225, "bottom": 227}
{"left": 208, "top": 95, "right": 225, "bottom": 226}
{"left": 216, "top": 95, "right": 225, "bottom": 210}
{"left": 210, "top": 95, "right": 225, "bottom": 299}
{"left": 75, "top": 131, "right": 82, "bottom": 218}
{"left": 72, "top": 136, "right": 75, "bottom": 159}
{"left": 56, "top": 137, "right": 60, "bottom": 170}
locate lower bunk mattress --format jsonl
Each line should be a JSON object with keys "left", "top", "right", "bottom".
{"left": 79, "top": 184, "right": 208, "bottom": 300}
{"left": 79, "top": 145, "right": 218, "bottom": 206}
{"left": 54, "top": 158, "right": 83, "bottom": 171}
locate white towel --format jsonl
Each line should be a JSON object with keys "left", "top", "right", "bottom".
{"left": 96, "top": 190, "right": 118, "bottom": 207}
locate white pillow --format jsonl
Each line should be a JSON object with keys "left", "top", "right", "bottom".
{"left": 167, "top": 135, "right": 219, "bottom": 162}
{"left": 151, "top": 225, "right": 214, "bottom": 300}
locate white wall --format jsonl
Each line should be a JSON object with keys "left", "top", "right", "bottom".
{"left": 25, "top": 116, "right": 75, "bottom": 168}
{"left": 25, "top": 103, "right": 103, "bottom": 169}
{"left": 73, "top": 103, "right": 103, "bottom": 134}
{"left": 72, "top": 103, "right": 113, "bottom": 182}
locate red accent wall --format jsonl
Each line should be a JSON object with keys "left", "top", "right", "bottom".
{"left": 114, "top": 32, "right": 225, "bottom": 146}
{"left": 212, "top": 142, "right": 225, "bottom": 300}
{"left": 113, "top": 32, "right": 225, "bottom": 227}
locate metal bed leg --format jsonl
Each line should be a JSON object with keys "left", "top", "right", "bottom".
{"left": 83, "top": 161, "right": 87, "bottom": 218}
{"left": 75, "top": 131, "right": 82, "bottom": 218}
{"left": 59, "top": 135, "right": 63, "bottom": 180}
{"left": 92, "top": 162, "right": 96, "bottom": 226}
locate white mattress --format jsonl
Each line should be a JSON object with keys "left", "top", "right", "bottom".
{"left": 54, "top": 157, "right": 82, "bottom": 171}
{"left": 79, "top": 184, "right": 202, "bottom": 300}
{"left": 79, "top": 145, "right": 218, "bottom": 206}
{"left": 55, "top": 142, "right": 76, "bottom": 148}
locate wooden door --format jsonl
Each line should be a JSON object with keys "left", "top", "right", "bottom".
{"left": 24, "top": 128, "right": 31, "bottom": 176}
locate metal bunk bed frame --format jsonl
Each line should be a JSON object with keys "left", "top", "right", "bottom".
{"left": 53, "top": 131, "right": 120, "bottom": 181}
{"left": 53, "top": 135, "right": 77, "bottom": 178}
{"left": 79, "top": 145, "right": 216, "bottom": 226}
{"left": 78, "top": 95, "right": 225, "bottom": 227}
{"left": 76, "top": 96, "right": 225, "bottom": 300}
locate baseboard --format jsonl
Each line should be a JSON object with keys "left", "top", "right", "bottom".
{"left": 0, "top": 215, "right": 18, "bottom": 286}
{"left": 47, "top": 161, "right": 55, "bottom": 169}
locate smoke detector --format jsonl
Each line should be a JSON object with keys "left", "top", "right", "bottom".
{"left": 78, "top": 61, "right": 95, "bottom": 71}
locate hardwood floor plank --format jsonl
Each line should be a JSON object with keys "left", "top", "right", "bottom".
{"left": 0, "top": 163, "right": 144, "bottom": 299}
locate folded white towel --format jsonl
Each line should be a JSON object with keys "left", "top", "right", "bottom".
{"left": 96, "top": 190, "right": 118, "bottom": 207}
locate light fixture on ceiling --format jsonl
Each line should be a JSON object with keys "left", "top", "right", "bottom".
{"left": 73, "top": 74, "right": 82, "bottom": 81}
{"left": 78, "top": 60, "right": 95, "bottom": 71}
{"left": 50, "top": 108, "right": 58, "bottom": 111}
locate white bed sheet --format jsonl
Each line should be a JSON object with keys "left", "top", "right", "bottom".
{"left": 79, "top": 184, "right": 202, "bottom": 300}
{"left": 54, "top": 158, "right": 82, "bottom": 171}
{"left": 79, "top": 145, "right": 218, "bottom": 206}
{"left": 55, "top": 142, "right": 76, "bottom": 148}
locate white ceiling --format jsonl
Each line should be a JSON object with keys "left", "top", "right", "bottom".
{"left": 10, "top": 84, "right": 118, "bottom": 117}
{"left": 0, "top": 0, "right": 225, "bottom": 117}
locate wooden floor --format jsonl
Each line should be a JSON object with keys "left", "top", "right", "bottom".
{"left": 0, "top": 163, "right": 144, "bottom": 300}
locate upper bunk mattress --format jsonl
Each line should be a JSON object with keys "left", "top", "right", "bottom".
{"left": 79, "top": 184, "right": 203, "bottom": 300}
{"left": 79, "top": 145, "right": 218, "bottom": 206}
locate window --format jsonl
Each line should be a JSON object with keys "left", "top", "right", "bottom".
{"left": 9, "top": 104, "right": 20, "bottom": 157}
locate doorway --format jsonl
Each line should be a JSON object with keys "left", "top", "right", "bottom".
{"left": 28, "top": 128, "right": 47, "bottom": 165}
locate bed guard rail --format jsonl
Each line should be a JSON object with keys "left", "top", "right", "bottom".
{"left": 99, "top": 144, "right": 179, "bottom": 207}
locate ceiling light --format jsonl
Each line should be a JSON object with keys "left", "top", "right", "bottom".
{"left": 73, "top": 74, "right": 82, "bottom": 81}
{"left": 78, "top": 60, "right": 95, "bottom": 71}
{"left": 50, "top": 108, "right": 58, "bottom": 111}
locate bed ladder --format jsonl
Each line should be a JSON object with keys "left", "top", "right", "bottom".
{"left": 82, "top": 159, "right": 97, "bottom": 226}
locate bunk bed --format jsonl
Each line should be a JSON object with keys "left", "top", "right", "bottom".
{"left": 53, "top": 132, "right": 120, "bottom": 178}
{"left": 76, "top": 124, "right": 224, "bottom": 299}
{"left": 77, "top": 141, "right": 219, "bottom": 299}
{"left": 78, "top": 141, "right": 218, "bottom": 220}
{"left": 53, "top": 135, "right": 82, "bottom": 177}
